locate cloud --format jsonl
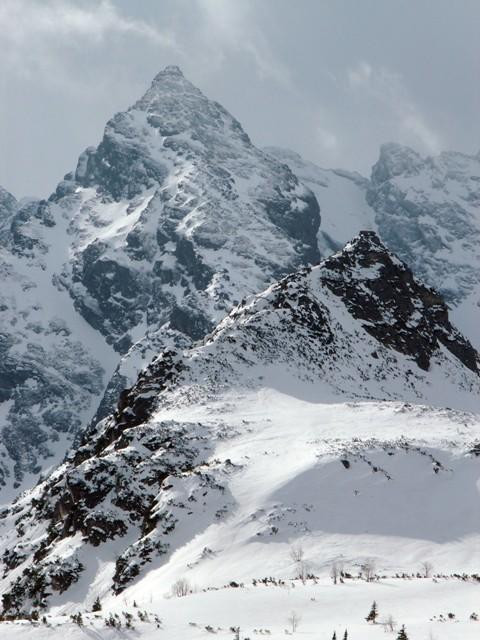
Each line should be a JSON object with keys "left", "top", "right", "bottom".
{"left": 347, "top": 60, "right": 442, "bottom": 154}
{"left": 347, "top": 61, "right": 373, "bottom": 88}
{"left": 0, "top": 0, "right": 173, "bottom": 45}
{"left": 316, "top": 125, "right": 338, "bottom": 152}
{"left": 0, "top": 0, "right": 177, "bottom": 84}
{"left": 193, "top": 0, "right": 291, "bottom": 87}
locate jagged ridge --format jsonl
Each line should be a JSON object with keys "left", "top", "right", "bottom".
{"left": 0, "top": 233, "right": 478, "bottom": 614}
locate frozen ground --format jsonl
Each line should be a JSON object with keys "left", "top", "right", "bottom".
{"left": 1, "top": 569, "right": 480, "bottom": 639}
{"left": 1, "top": 391, "right": 479, "bottom": 638}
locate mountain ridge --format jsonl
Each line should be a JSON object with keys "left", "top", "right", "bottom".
{"left": 0, "top": 231, "right": 478, "bottom": 615}
{"left": 0, "top": 65, "right": 479, "bottom": 504}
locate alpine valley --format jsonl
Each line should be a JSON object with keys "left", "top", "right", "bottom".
{"left": 0, "top": 67, "right": 479, "bottom": 639}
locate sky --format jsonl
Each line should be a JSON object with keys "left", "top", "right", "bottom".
{"left": 0, "top": 0, "right": 479, "bottom": 199}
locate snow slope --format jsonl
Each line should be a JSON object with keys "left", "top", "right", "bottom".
{"left": 0, "top": 233, "right": 478, "bottom": 624}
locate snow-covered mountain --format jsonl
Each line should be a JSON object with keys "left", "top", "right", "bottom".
{"left": 368, "top": 144, "right": 480, "bottom": 345}
{"left": 1, "top": 65, "right": 479, "bottom": 516}
{"left": 0, "top": 67, "right": 321, "bottom": 496}
{"left": 264, "top": 146, "right": 376, "bottom": 256}
{"left": 0, "top": 187, "right": 17, "bottom": 239}
{"left": 266, "top": 144, "right": 480, "bottom": 347}
{"left": 0, "top": 232, "right": 478, "bottom": 616}
{"left": 0, "top": 66, "right": 479, "bottom": 638}
{"left": 0, "top": 192, "right": 117, "bottom": 499}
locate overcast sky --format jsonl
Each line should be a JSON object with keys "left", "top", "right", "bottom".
{"left": 1, "top": 0, "right": 479, "bottom": 198}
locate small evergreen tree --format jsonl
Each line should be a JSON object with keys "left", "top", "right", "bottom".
{"left": 366, "top": 600, "right": 378, "bottom": 623}
{"left": 70, "top": 612, "right": 83, "bottom": 626}
{"left": 396, "top": 625, "right": 408, "bottom": 640}
{"left": 92, "top": 596, "right": 102, "bottom": 612}
{"left": 343, "top": 630, "right": 348, "bottom": 640}
{"left": 332, "top": 632, "right": 337, "bottom": 640}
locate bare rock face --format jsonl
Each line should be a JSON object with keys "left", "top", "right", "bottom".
{"left": 319, "top": 231, "right": 478, "bottom": 373}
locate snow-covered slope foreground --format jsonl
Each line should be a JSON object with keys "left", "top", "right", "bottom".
{"left": 0, "top": 398, "right": 479, "bottom": 639}
{"left": 267, "top": 144, "right": 480, "bottom": 347}
{"left": 0, "top": 232, "right": 478, "bottom": 624}
{"left": 0, "top": 66, "right": 320, "bottom": 497}
{"left": 1, "top": 576, "right": 480, "bottom": 639}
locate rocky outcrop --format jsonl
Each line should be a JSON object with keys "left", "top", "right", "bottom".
{"left": 267, "top": 143, "right": 480, "bottom": 348}
{"left": 319, "top": 231, "right": 478, "bottom": 373}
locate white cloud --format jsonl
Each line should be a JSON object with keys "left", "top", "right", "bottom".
{"left": 347, "top": 60, "right": 442, "bottom": 154}
{"left": 0, "top": 0, "right": 173, "bottom": 44}
{"left": 347, "top": 61, "right": 372, "bottom": 87}
{"left": 0, "top": 0, "right": 177, "bottom": 82}
{"left": 316, "top": 126, "right": 338, "bottom": 151}
{"left": 193, "top": 0, "right": 291, "bottom": 87}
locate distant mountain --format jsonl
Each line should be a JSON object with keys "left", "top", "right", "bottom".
{"left": 0, "top": 232, "right": 477, "bottom": 614}
{"left": 368, "top": 143, "right": 480, "bottom": 345}
{"left": 267, "top": 143, "right": 480, "bottom": 347}
{"left": 0, "top": 187, "right": 17, "bottom": 238}
{"left": 0, "top": 67, "right": 320, "bottom": 495}
{"left": 264, "top": 146, "right": 376, "bottom": 256}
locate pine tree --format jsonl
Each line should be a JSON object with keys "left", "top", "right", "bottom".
{"left": 366, "top": 600, "right": 378, "bottom": 623}
{"left": 396, "top": 625, "right": 408, "bottom": 640}
{"left": 332, "top": 632, "right": 337, "bottom": 640}
{"left": 343, "top": 630, "right": 348, "bottom": 640}
{"left": 92, "top": 596, "right": 102, "bottom": 612}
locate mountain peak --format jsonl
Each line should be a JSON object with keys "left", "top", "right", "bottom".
{"left": 160, "top": 64, "right": 183, "bottom": 76}
{"left": 372, "top": 142, "right": 424, "bottom": 182}
{"left": 321, "top": 232, "right": 479, "bottom": 375}
{"left": 345, "top": 228, "right": 382, "bottom": 248}
{"left": 151, "top": 64, "right": 186, "bottom": 84}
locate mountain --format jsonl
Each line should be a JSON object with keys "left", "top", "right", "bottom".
{"left": 0, "top": 187, "right": 17, "bottom": 239}
{"left": 1, "top": 66, "right": 479, "bottom": 509}
{"left": 0, "top": 232, "right": 478, "bottom": 615}
{"left": 368, "top": 143, "right": 480, "bottom": 345}
{"left": 264, "top": 146, "right": 376, "bottom": 256}
{"left": 266, "top": 144, "right": 480, "bottom": 348}
{"left": 0, "top": 67, "right": 320, "bottom": 496}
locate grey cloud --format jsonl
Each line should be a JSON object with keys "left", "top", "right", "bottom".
{"left": 1, "top": 0, "right": 479, "bottom": 198}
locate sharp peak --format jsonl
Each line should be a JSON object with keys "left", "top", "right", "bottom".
{"left": 343, "top": 229, "right": 384, "bottom": 250}
{"left": 131, "top": 64, "right": 205, "bottom": 114}
{"left": 321, "top": 230, "right": 403, "bottom": 272}
{"left": 152, "top": 64, "right": 185, "bottom": 81}
{"left": 136, "top": 64, "right": 203, "bottom": 105}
